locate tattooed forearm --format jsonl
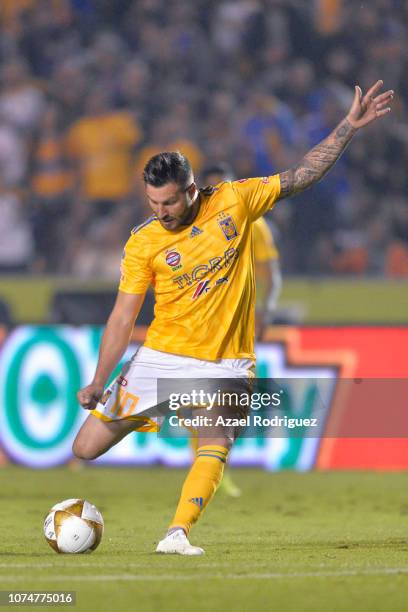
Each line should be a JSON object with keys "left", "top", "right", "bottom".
{"left": 278, "top": 118, "right": 356, "bottom": 200}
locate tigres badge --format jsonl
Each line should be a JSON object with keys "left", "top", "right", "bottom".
{"left": 217, "top": 213, "right": 239, "bottom": 241}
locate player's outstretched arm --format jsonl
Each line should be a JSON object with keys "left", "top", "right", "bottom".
{"left": 278, "top": 80, "right": 394, "bottom": 201}
{"left": 77, "top": 291, "right": 145, "bottom": 410}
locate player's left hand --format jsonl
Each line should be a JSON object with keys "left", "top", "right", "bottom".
{"left": 77, "top": 383, "right": 104, "bottom": 411}
{"left": 346, "top": 80, "right": 394, "bottom": 129}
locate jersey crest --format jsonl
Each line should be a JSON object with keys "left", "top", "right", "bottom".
{"left": 217, "top": 213, "right": 239, "bottom": 241}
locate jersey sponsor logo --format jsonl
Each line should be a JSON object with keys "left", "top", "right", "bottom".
{"left": 189, "top": 225, "right": 203, "bottom": 238}
{"left": 165, "top": 249, "right": 182, "bottom": 271}
{"left": 172, "top": 247, "right": 239, "bottom": 289}
{"left": 192, "top": 280, "right": 210, "bottom": 300}
{"left": 217, "top": 212, "right": 239, "bottom": 241}
{"left": 215, "top": 276, "right": 229, "bottom": 285}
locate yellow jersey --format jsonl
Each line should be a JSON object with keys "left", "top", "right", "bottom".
{"left": 253, "top": 217, "right": 279, "bottom": 262}
{"left": 119, "top": 176, "right": 281, "bottom": 361}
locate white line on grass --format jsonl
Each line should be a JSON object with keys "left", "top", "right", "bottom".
{"left": 2, "top": 568, "right": 408, "bottom": 582}
{"left": 0, "top": 563, "right": 240, "bottom": 570}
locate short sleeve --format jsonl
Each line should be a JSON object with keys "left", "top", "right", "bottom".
{"left": 253, "top": 218, "right": 279, "bottom": 262}
{"left": 119, "top": 236, "right": 153, "bottom": 295}
{"left": 231, "top": 175, "right": 281, "bottom": 221}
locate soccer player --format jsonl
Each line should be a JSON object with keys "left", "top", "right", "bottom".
{"left": 73, "top": 81, "right": 393, "bottom": 555}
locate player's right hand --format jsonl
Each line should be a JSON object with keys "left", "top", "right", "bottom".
{"left": 77, "top": 383, "right": 104, "bottom": 410}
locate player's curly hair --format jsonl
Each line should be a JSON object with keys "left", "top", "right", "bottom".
{"left": 143, "top": 152, "right": 193, "bottom": 189}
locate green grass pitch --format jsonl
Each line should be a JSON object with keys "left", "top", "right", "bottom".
{"left": 1, "top": 466, "right": 408, "bottom": 611}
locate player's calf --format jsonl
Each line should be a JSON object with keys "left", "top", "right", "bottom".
{"left": 156, "top": 406, "right": 244, "bottom": 554}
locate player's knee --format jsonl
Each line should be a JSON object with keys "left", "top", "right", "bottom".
{"left": 197, "top": 435, "right": 233, "bottom": 452}
{"left": 72, "top": 437, "right": 101, "bottom": 461}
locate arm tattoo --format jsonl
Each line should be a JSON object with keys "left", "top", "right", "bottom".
{"left": 278, "top": 118, "right": 356, "bottom": 200}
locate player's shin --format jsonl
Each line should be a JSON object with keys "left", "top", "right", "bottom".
{"left": 168, "top": 444, "right": 229, "bottom": 534}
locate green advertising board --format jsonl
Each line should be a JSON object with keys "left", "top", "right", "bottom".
{"left": 0, "top": 326, "right": 336, "bottom": 470}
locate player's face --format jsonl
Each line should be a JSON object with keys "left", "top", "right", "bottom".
{"left": 145, "top": 181, "right": 198, "bottom": 231}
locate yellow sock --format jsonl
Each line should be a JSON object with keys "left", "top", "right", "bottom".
{"left": 168, "top": 445, "right": 229, "bottom": 534}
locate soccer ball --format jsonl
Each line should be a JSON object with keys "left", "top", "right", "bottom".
{"left": 43, "top": 498, "right": 104, "bottom": 554}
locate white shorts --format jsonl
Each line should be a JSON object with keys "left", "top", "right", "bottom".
{"left": 91, "top": 346, "right": 255, "bottom": 432}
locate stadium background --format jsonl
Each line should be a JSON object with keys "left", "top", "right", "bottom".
{"left": 0, "top": 0, "right": 407, "bottom": 472}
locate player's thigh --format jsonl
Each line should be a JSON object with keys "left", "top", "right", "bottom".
{"left": 72, "top": 414, "right": 136, "bottom": 460}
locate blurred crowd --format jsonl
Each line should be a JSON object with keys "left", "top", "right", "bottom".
{"left": 0, "top": 0, "right": 407, "bottom": 278}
